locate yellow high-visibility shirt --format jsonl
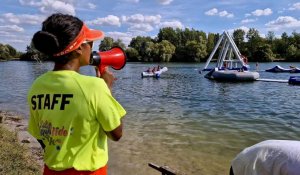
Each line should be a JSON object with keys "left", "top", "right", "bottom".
{"left": 28, "top": 70, "right": 126, "bottom": 171}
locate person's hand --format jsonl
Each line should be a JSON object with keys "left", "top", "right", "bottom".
{"left": 95, "top": 67, "right": 116, "bottom": 90}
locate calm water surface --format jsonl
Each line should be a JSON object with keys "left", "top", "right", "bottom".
{"left": 1, "top": 61, "right": 300, "bottom": 175}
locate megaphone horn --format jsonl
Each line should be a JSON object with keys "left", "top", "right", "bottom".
{"left": 90, "top": 46, "right": 127, "bottom": 74}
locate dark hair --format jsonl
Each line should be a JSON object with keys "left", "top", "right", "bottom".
{"left": 32, "top": 13, "right": 83, "bottom": 63}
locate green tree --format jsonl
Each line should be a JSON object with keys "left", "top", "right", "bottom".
{"left": 0, "top": 44, "right": 10, "bottom": 60}
{"left": 125, "top": 47, "right": 140, "bottom": 62}
{"left": 141, "top": 41, "right": 155, "bottom": 62}
{"left": 113, "top": 39, "right": 126, "bottom": 50}
{"left": 266, "top": 31, "right": 275, "bottom": 44}
{"left": 184, "top": 40, "right": 203, "bottom": 62}
{"left": 233, "top": 29, "right": 245, "bottom": 49}
{"left": 5, "top": 44, "right": 17, "bottom": 58}
{"left": 286, "top": 44, "right": 299, "bottom": 61}
{"left": 246, "top": 28, "right": 262, "bottom": 60}
{"left": 128, "top": 36, "right": 153, "bottom": 61}
{"left": 99, "top": 37, "right": 114, "bottom": 51}
{"left": 153, "top": 40, "right": 175, "bottom": 62}
{"left": 157, "top": 27, "right": 179, "bottom": 47}
{"left": 252, "top": 43, "right": 274, "bottom": 62}
{"left": 206, "top": 33, "right": 216, "bottom": 55}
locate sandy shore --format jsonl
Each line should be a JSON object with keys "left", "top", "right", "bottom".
{"left": 0, "top": 110, "right": 184, "bottom": 175}
{"left": 0, "top": 110, "right": 44, "bottom": 169}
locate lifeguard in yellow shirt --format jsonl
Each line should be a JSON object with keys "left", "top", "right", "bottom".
{"left": 28, "top": 13, "right": 126, "bottom": 175}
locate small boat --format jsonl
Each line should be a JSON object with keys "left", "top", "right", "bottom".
{"left": 265, "top": 65, "right": 300, "bottom": 73}
{"left": 141, "top": 67, "right": 168, "bottom": 78}
{"left": 205, "top": 68, "right": 259, "bottom": 81}
{"left": 288, "top": 76, "right": 300, "bottom": 85}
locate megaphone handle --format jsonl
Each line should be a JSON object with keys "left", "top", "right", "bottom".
{"left": 99, "top": 65, "right": 107, "bottom": 74}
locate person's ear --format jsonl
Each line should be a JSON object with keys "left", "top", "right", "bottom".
{"left": 74, "top": 45, "right": 83, "bottom": 55}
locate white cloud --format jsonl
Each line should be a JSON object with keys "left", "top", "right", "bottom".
{"left": 7, "top": 39, "right": 26, "bottom": 43}
{"left": 2, "top": 13, "right": 44, "bottom": 25}
{"left": 0, "top": 25, "right": 24, "bottom": 32}
{"left": 159, "top": 20, "right": 184, "bottom": 29}
{"left": 205, "top": 8, "right": 234, "bottom": 18}
{"left": 252, "top": 8, "right": 272, "bottom": 16}
{"left": 228, "top": 26, "right": 249, "bottom": 35}
{"left": 19, "top": 0, "right": 42, "bottom": 6}
{"left": 265, "top": 16, "right": 300, "bottom": 30}
{"left": 20, "top": 0, "right": 76, "bottom": 15}
{"left": 289, "top": 2, "right": 300, "bottom": 10}
{"left": 122, "top": 14, "right": 161, "bottom": 25}
{"left": 122, "top": 14, "right": 161, "bottom": 33}
{"left": 205, "top": 8, "right": 218, "bottom": 16}
{"left": 245, "top": 13, "right": 251, "bottom": 17}
{"left": 241, "top": 18, "right": 257, "bottom": 24}
{"left": 0, "top": 31, "right": 12, "bottom": 36}
{"left": 144, "top": 15, "right": 162, "bottom": 25}
{"left": 106, "top": 31, "right": 133, "bottom": 46}
{"left": 157, "top": 0, "right": 173, "bottom": 5}
{"left": 122, "top": 14, "right": 144, "bottom": 23}
{"left": 88, "top": 3, "right": 96, "bottom": 9}
{"left": 219, "top": 11, "right": 234, "bottom": 18}
{"left": 86, "top": 15, "right": 121, "bottom": 27}
{"left": 128, "top": 23, "right": 154, "bottom": 32}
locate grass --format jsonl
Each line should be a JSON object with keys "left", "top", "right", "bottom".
{"left": 0, "top": 125, "right": 42, "bottom": 175}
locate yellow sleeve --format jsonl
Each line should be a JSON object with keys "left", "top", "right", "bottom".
{"left": 94, "top": 83, "right": 126, "bottom": 132}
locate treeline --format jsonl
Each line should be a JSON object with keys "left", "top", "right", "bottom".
{"left": 2, "top": 27, "right": 300, "bottom": 62}
{"left": 123, "top": 28, "right": 300, "bottom": 62}
{"left": 0, "top": 44, "right": 22, "bottom": 61}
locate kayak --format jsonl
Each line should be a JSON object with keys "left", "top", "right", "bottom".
{"left": 141, "top": 67, "right": 168, "bottom": 78}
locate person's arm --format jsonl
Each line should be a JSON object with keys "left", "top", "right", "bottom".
{"left": 105, "top": 119, "right": 123, "bottom": 141}
{"left": 95, "top": 67, "right": 124, "bottom": 141}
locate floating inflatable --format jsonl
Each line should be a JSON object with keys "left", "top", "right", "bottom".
{"left": 265, "top": 65, "right": 300, "bottom": 73}
{"left": 201, "top": 31, "right": 259, "bottom": 82}
{"left": 288, "top": 76, "right": 300, "bottom": 85}
{"left": 141, "top": 67, "right": 168, "bottom": 78}
{"left": 205, "top": 68, "right": 259, "bottom": 81}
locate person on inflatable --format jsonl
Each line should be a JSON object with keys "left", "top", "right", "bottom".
{"left": 28, "top": 13, "right": 126, "bottom": 175}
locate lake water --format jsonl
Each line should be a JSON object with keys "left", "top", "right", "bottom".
{"left": 1, "top": 61, "right": 300, "bottom": 175}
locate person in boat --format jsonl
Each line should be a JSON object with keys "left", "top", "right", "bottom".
{"left": 157, "top": 65, "right": 161, "bottom": 71}
{"left": 152, "top": 66, "right": 157, "bottom": 73}
{"left": 229, "top": 140, "right": 300, "bottom": 175}
{"left": 145, "top": 67, "right": 151, "bottom": 73}
{"left": 28, "top": 13, "right": 126, "bottom": 175}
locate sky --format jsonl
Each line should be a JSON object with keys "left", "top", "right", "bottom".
{"left": 0, "top": 0, "right": 299, "bottom": 52}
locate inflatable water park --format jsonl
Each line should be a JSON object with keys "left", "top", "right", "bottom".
{"left": 199, "top": 31, "right": 300, "bottom": 85}
{"left": 201, "top": 31, "right": 259, "bottom": 82}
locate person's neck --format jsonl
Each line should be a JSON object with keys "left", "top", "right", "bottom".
{"left": 53, "top": 59, "right": 80, "bottom": 72}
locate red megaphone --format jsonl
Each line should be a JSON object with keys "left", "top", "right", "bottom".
{"left": 90, "top": 46, "right": 127, "bottom": 74}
